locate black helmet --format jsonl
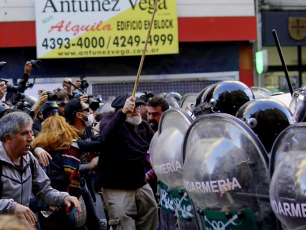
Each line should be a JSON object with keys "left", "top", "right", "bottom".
{"left": 193, "top": 81, "right": 254, "bottom": 117}
{"left": 195, "top": 83, "right": 216, "bottom": 108}
{"left": 40, "top": 101, "right": 59, "bottom": 120}
{"left": 236, "top": 98, "right": 295, "bottom": 152}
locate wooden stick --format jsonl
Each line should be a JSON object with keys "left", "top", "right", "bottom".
{"left": 132, "top": 0, "right": 159, "bottom": 97}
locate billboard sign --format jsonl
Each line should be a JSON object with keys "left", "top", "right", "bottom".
{"left": 35, "top": 0, "right": 179, "bottom": 58}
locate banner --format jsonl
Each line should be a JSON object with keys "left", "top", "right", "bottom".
{"left": 35, "top": 0, "right": 179, "bottom": 59}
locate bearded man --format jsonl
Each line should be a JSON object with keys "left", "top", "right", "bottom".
{"left": 97, "top": 94, "right": 158, "bottom": 230}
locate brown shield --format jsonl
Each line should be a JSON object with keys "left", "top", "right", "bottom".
{"left": 288, "top": 17, "right": 306, "bottom": 41}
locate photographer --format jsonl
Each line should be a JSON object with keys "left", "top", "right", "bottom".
{"left": 3, "top": 61, "right": 33, "bottom": 111}
{"left": 62, "top": 78, "right": 83, "bottom": 100}
{"left": 19, "top": 61, "right": 32, "bottom": 92}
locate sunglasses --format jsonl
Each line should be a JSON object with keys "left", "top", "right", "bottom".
{"left": 57, "top": 102, "right": 67, "bottom": 107}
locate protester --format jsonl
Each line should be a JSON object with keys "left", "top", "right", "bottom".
{"left": 97, "top": 94, "right": 158, "bottom": 230}
{"left": 0, "top": 111, "right": 80, "bottom": 226}
{"left": 54, "top": 89, "right": 69, "bottom": 116}
{"left": 64, "top": 97, "right": 103, "bottom": 230}
{"left": 32, "top": 100, "right": 59, "bottom": 137}
{"left": 147, "top": 96, "right": 169, "bottom": 132}
{"left": 32, "top": 116, "right": 87, "bottom": 230}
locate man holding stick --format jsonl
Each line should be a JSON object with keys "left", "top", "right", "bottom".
{"left": 97, "top": 94, "right": 158, "bottom": 230}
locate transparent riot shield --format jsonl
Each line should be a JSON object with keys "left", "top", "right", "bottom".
{"left": 270, "top": 123, "right": 306, "bottom": 230}
{"left": 150, "top": 108, "right": 200, "bottom": 229}
{"left": 180, "top": 93, "right": 198, "bottom": 117}
{"left": 288, "top": 89, "right": 306, "bottom": 122}
{"left": 183, "top": 113, "right": 276, "bottom": 230}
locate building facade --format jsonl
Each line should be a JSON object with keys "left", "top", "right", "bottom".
{"left": 0, "top": 0, "right": 257, "bottom": 99}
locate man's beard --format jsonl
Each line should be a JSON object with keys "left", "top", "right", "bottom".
{"left": 149, "top": 120, "right": 158, "bottom": 131}
{"left": 126, "top": 113, "right": 142, "bottom": 126}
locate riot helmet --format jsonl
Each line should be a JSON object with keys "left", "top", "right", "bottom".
{"left": 0, "top": 102, "right": 10, "bottom": 119}
{"left": 193, "top": 83, "right": 216, "bottom": 117}
{"left": 40, "top": 101, "right": 59, "bottom": 120}
{"left": 135, "top": 91, "right": 154, "bottom": 103}
{"left": 236, "top": 98, "right": 295, "bottom": 152}
{"left": 165, "top": 92, "right": 182, "bottom": 102}
{"left": 195, "top": 83, "right": 217, "bottom": 108}
{"left": 193, "top": 81, "right": 255, "bottom": 117}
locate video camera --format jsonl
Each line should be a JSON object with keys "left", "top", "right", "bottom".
{"left": 29, "top": 59, "right": 43, "bottom": 69}
{"left": 0, "top": 78, "right": 20, "bottom": 94}
{"left": 80, "top": 76, "right": 89, "bottom": 90}
{"left": 140, "top": 91, "right": 154, "bottom": 103}
{"left": 46, "top": 91, "right": 58, "bottom": 101}
{"left": 87, "top": 95, "right": 100, "bottom": 111}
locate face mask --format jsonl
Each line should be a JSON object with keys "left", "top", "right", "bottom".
{"left": 81, "top": 113, "right": 94, "bottom": 127}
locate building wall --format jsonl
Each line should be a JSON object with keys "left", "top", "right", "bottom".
{"left": 0, "top": 0, "right": 255, "bottom": 22}
{"left": 0, "top": 0, "right": 257, "bottom": 97}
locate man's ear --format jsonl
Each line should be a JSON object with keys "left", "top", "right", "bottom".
{"left": 75, "top": 112, "right": 82, "bottom": 119}
{"left": 4, "top": 133, "right": 11, "bottom": 142}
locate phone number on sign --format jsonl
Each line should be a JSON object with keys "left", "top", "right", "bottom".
{"left": 41, "top": 34, "right": 174, "bottom": 50}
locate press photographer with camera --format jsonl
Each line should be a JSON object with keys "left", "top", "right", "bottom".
{"left": 2, "top": 61, "right": 35, "bottom": 111}
{"left": 62, "top": 78, "right": 83, "bottom": 99}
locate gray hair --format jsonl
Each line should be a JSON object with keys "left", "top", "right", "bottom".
{"left": 0, "top": 112, "right": 33, "bottom": 142}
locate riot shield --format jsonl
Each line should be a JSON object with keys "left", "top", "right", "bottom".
{"left": 183, "top": 113, "right": 276, "bottom": 230}
{"left": 179, "top": 93, "right": 198, "bottom": 117}
{"left": 251, "top": 86, "right": 272, "bottom": 99}
{"left": 150, "top": 108, "right": 200, "bottom": 229}
{"left": 270, "top": 123, "right": 306, "bottom": 230}
{"left": 288, "top": 89, "right": 306, "bottom": 122}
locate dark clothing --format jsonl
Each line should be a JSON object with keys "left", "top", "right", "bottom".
{"left": 97, "top": 110, "right": 154, "bottom": 190}
{"left": 33, "top": 117, "right": 42, "bottom": 137}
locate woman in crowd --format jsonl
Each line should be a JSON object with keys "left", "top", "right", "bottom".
{"left": 32, "top": 116, "right": 86, "bottom": 230}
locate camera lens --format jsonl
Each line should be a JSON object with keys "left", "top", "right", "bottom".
{"left": 80, "top": 76, "right": 89, "bottom": 89}
{"left": 29, "top": 60, "right": 43, "bottom": 68}
{"left": 6, "top": 85, "right": 19, "bottom": 93}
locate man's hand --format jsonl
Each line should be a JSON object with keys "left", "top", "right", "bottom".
{"left": 79, "top": 94, "right": 88, "bottom": 103}
{"left": 92, "top": 121, "right": 100, "bottom": 135}
{"left": 0, "top": 81, "right": 7, "bottom": 101}
{"left": 14, "top": 203, "right": 37, "bottom": 226}
{"left": 34, "top": 147, "right": 52, "bottom": 166}
{"left": 24, "top": 61, "right": 32, "bottom": 75}
{"left": 63, "top": 78, "right": 73, "bottom": 96}
{"left": 36, "top": 90, "right": 48, "bottom": 107}
{"left": 49, "top": 206, "right": 60, "bottom": 213}
{"left": 122, "top": 96, "right": 135, "bottom": 114}
{"left": 64, "top": 196, "right": 81, "bottom": 212}
{"left": 89, "top": 156, "right": 99, "bottom": 170}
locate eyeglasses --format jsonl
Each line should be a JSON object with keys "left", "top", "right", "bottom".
{"left": 78, "top": 107, "right": 90, "bottom": 113}
{"left": 57, "top": 102, "right": 66, "bottom": 107}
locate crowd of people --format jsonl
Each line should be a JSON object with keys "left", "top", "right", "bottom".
{"left": 0, "top": 61, "right": 303, "bottom": 230}
{"left": 0, "top": 61, "right": 176, "bottom": 230}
